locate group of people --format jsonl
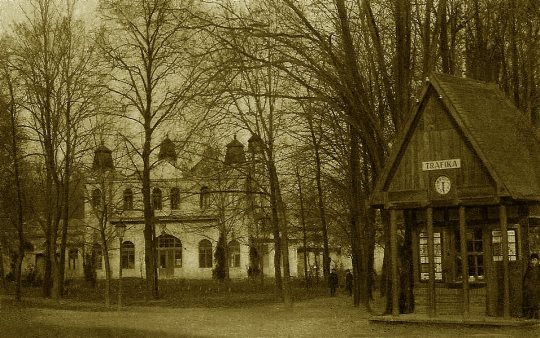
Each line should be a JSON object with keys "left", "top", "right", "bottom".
{"left": 328, "top": 268, "right": 353, "bottom": 297}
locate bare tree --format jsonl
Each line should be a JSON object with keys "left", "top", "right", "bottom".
{"left": 9, "top": 0, "right": 104, "bottom": 298}
{"left": 0, "top": 40, "right": 29, "bottom": 301}
{"left": 98, "top": 0, "right": 213, "bottom": 299}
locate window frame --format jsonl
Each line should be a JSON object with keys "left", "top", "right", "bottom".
{"left": 228, "top": 240, "right": 241, "bottom": 268}
{"left": 123, "top": 188, "right": 134, "bottom": 210}
{"left": 93, "top": 243, "right": 103, "bottom": 270}
{"left": 157, "top": 234, "right": 182, "bottom": 268}
{"left": 68, "top": 248, "right": 78, "bottom": 270}
{"left": 198, "top": 239, "right": 213, "bottom": 268}
{"left": 91, "top": 188, "right": 102, "bottom": 208}
{"left": 152, "top": 187, "right": 163, "bottom": 210}
{"left": 199, "top": 186, "right": 209, "bottom": 209}
{"left": 492, "top": 229, "right": 518, "bottom": 262}
{"left": 170, "top": 187, "right": 180, "bottom": 210}
{"left": 418, "top": 232, "right": 443, "bottom": 281}
{"left": 121, "top": 241, "right": 135, "bottom": 269}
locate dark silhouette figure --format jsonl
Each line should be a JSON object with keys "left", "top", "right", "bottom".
{"left": 328, "top": 268, "right": 338, "bottom": 296}
{"left": 345, "top": 269, "right": 353, "bottom": 296}
{"left": 523, "top": 253, "right": 540, "bottom": 319}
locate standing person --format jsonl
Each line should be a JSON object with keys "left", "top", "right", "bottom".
{"left": 345, "top": 269, "right": 353, "bottom": 296}
{"left": 523, "top": 253, "right": 540, "bottom": 319}
{"left": 328, "top": 268, "right": 339, "bottom": 297}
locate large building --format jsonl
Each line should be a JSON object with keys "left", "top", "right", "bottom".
{"left": 84, "top": 135, "right": 299, "bottom": 280}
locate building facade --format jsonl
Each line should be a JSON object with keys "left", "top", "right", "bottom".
{"left": 85, "top": 136, "right": 298, "bottom": 280}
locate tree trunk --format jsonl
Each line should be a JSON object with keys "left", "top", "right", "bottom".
{"left": 0, "top": 245, "right": 6, "bottom": 291}
{"left": 349, "top": 126, "right": 366, "bottom": 307}
{"left": 394, "top": 0, "right": 412, "bottom": 127}
{"left": 439, "top": 0, "right": 451, "bottom": 74}
{"left": 308, "top": 119, "right": 330, "bottom": 280}
{"left": 268, "top": 171, "right": 283, "bottom": 296}
{"left": 142, "top": 134, "right": 158, "bottom": 300}
{"left": 14, "top": 253, "right": 24, "bottom": 302}
{"left": 43, "top": 236, "right": 52, "bottom": 297}
{"left": 101, "top": 228, "right": 111, "bottom": 307}
{"left": 7, "top": 80, "right": 26, "bottom": 302}
{"left": 271, "top": 162, "right": 292, "bottom": 308}
{"left": 295, "top": 167, "right": 309, "bottom": 288}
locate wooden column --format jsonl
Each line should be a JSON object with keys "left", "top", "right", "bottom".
{"left": 426, "top": 207, "right": 436, "bottom": 317}
{"left": 500, "top": 204, "right": 510, "bottom": 318}
{"left": 459, "top": 206, "right": 469, "bottom": 317}
{"left": 390, "top": 209, "right": 399, "bottom": 316}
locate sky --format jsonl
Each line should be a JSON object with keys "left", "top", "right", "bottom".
{"left": 0, "top": 0, "right": 99, "bottom": 32}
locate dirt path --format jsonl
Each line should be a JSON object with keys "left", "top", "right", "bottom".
{"left": 1, "top": 295, "right": 538, "bottom": 337}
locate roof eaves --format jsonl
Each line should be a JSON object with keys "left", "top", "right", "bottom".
{"left": 373, "top": 83, "right": 432, "bottom": 196}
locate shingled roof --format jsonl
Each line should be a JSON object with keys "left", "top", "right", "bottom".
{"left": 373, "top": 73, "right": 540, "bottom": 203}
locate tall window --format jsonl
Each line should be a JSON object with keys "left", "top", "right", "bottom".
{"left": 157, "top": 234, "right": 182, "bottom": 267}
{"left": 92, "top": 188, "right": 102, "bottom": 208}
{"left": 121, "top": 241, "right": 135, "bottom": 269}
{"left": 418, "top": 232, "right": 443, "bottom": 281}
{"left": 93, "top": 243, "right": 103, "bottom": 270}
{"left": 466, "top": 228, "right": 484, "bottom": 279}
{"left": 123, "top": 188, "right": 133, "bottom": 210}
{"left": 152, "top": 188, "right": 162, "bottom": 210}
{"left": 228, "top": 240, "right": 241, "bottom": 268}
{"left": 68, "top": 248, "right": 78, "bottom": 270}
{"left": 170, "top": 187, "right": 180, "bottom": 210}
{"left": 492, "top": 229, "right": 517, "bottom": 261}
{"left": 199, "top": 239, "right": 213, "bottom": 268}
{"left": 199, "top": 186, "right": 209, "bottom": 209}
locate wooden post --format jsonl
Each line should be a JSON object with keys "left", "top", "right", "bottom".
{"left": 500, "top": 204, "right": 510, "bottom": 318}
{"left": 427, "top": 207, "right": 436, "bottom": 317}
{"left": 390, "top": 209, "right": 399, "bottom": 316}
{"left": 459, "top": 206, "right": 469, "bottom": 317}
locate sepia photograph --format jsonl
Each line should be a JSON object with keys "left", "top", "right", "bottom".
{"left": 1, "top": 0, "right": 540, "bottom": 337}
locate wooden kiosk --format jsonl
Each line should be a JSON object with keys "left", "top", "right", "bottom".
{"left": 371, "top": 73, "right": 540, "bottom": 320}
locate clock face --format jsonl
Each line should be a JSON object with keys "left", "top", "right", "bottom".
{"left": 434, "top": 176, "right": 451, "bottom": 195}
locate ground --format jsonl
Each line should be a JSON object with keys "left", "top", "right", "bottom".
{"left": 1, "top": 281, "right": 539, "bottom": 337}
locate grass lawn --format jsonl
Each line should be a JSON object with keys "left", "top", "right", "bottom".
{"left": 1, "top": 279, "right": 539, "bottom": 337}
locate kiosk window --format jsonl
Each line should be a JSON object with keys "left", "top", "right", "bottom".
{"left": 419, "top": 232, "right": 443, "bottom": 281}
{"left": 492, "top": 229, "right": 517, "bottom": 261}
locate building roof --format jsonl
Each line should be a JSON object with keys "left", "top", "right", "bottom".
{"left": 92, "top": 144, "right": 114, "bottom": 171}
{"left": 373, "top": 73, "right": 540, "bottom": 204}
{"left": 158, "top": 136, "right": 177, "bottom": 162}
{"left": 224, "top": 136, "right": 246, "bottom": 165}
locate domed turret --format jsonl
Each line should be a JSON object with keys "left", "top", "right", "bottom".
{"left": 158, "top": 136, "right": 177, "bottom": 162}
{"left": 224, "top": 136, "right": 246, "bottom": 165}
{"left": 248, "top": 134, "right": 263, "bottom": 155}
{"left": 92, "top": 144, "right": 114, "bottom": 171}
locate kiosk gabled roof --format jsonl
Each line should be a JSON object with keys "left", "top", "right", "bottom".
{"left": 373, "top": 73, "right": 540, "bottom": 204}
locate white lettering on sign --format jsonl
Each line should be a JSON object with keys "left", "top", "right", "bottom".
{"left": 422, "top": 159, "right": 461, "bottom": 171}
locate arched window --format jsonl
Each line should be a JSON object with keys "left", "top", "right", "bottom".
{"left": 157, "top": 234, "right": 182, "bottom": 267}
{"left": 152, "top": 187, "right": 162, "bottom": 210}
{"left": 123, "top": 188, "right": 133, "bottom": 210}
{"left": 93, "top": 243, "right": 103, "bottom": 270}
{"left": 198, "top": 239, "right": 213, "bottom": 268}
{"left": 199, "top": 186, "right": 209, "bottom": 209}
{"left": 92, "top": 188, "right": 102, "bottom": 208}
{"left": 228, "top": 240, "right": 240, "bottom": 268}
{"left": 121, "top": 241, "right": 135, "bottom": 269}
{"left": 170, "top": 187, "right": 180, "bottom": 210}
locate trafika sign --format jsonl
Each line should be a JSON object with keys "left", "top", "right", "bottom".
{"left": 422, "top": 159, "right": 461, "bottom": 171}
